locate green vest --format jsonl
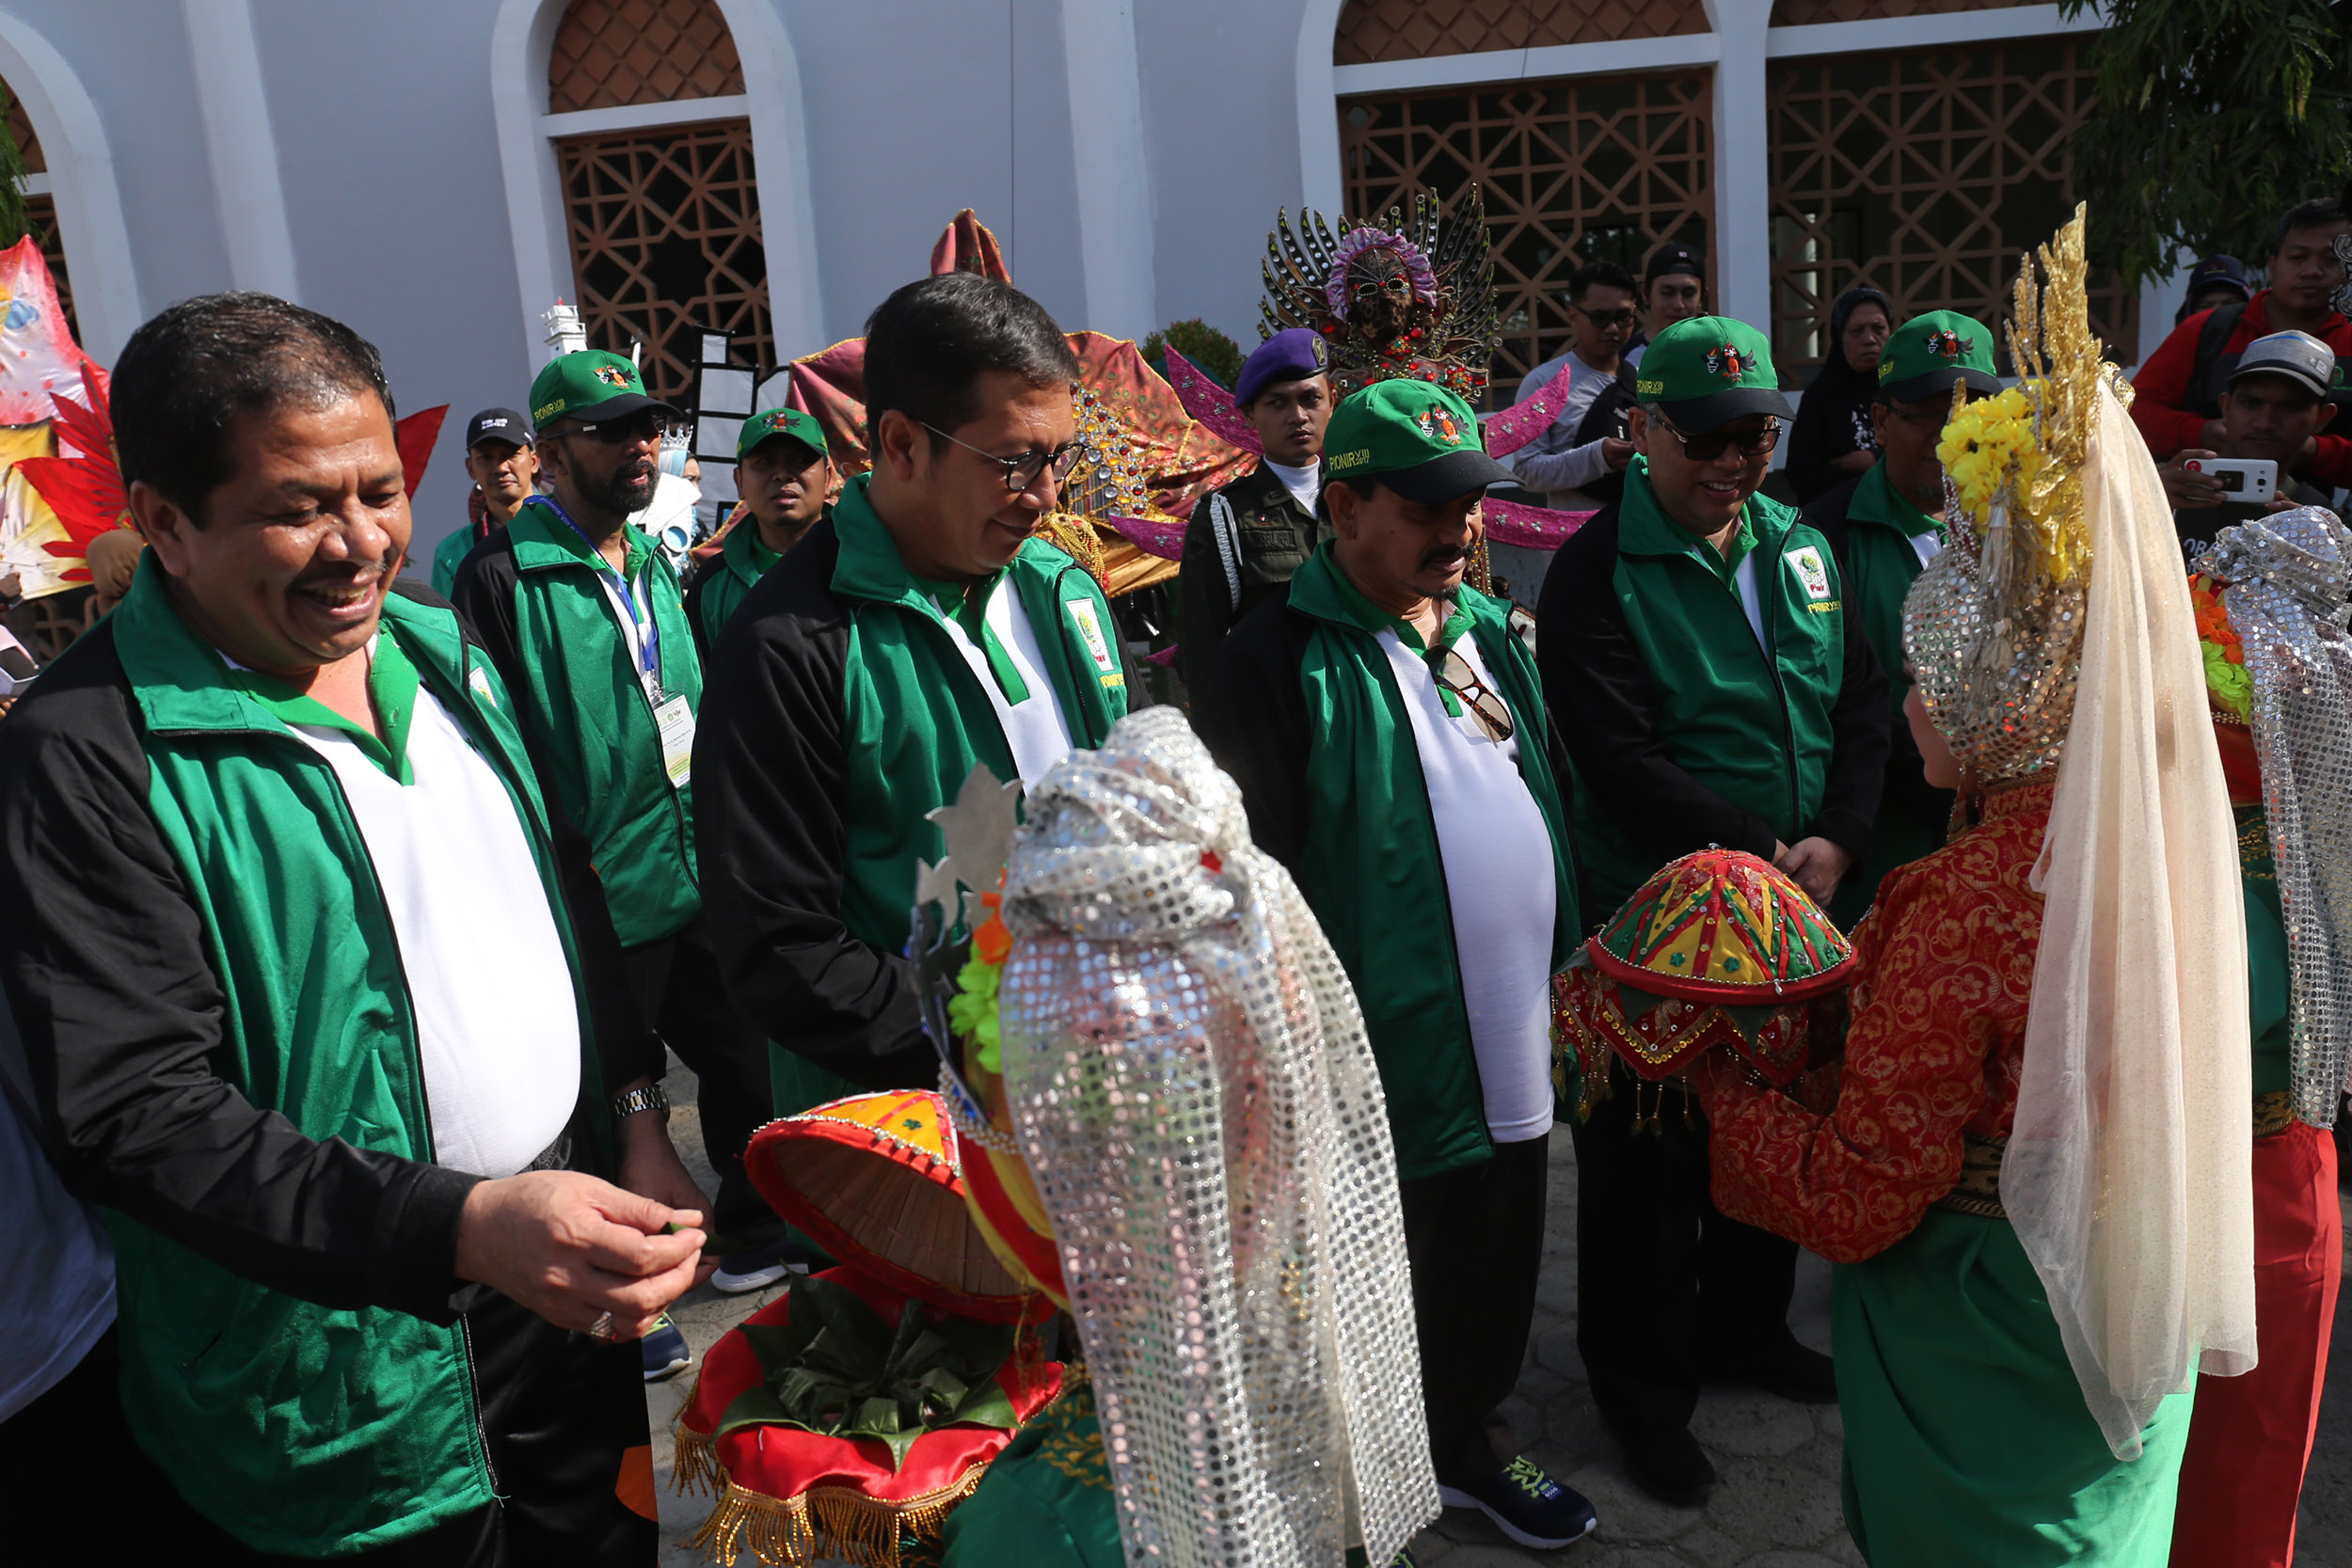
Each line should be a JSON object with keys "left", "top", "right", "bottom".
{"left": 105, "top": 562, "right": 608, "bottom": 1555}
{"left": 1828, "top": 462, "right": 1947, "bottom": 926}
{"left": 1573, "top": 459, "right": 1851, "bottom": 913}
{"left": 694, "top": 517, "right": 786, "bottom": 645}
{"left": 1285, "top": 546, "right": 1579, "bottom": 1180}
{"left": 502, "top": 498, "right": 701, "bottom": 946}
{"left": 826, "top": 475, "right": 1130, "bottom": 963}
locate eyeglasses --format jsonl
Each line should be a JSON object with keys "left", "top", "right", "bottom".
{"left": 1654, "top": 416, "right": 1782, "bottom": 462}
{"left": 555, "top": 410, "right": 674, "bottom": 448}
{"left": 1435, "top": 648, "right": 1514, "bottom": 744}
{"left": 921, "top": 422, "right": 1083, "bottom": 494}
{"left": 1882, "top": 402, "right": 1949, "bottom": 431}
{"left": 1574, "top": 307, "right": 1638, "bottom": 329}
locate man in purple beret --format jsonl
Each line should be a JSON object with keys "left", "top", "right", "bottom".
{"left": 1178, "top": 327, "right": 1334, "bottom": 686}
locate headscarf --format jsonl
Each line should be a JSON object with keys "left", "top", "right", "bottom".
{"left": 1903, "top": 207, "right": 2254, "bottom": 1460}
{"left": 1787, "top": 285, "right": 1892, "bottom": 504}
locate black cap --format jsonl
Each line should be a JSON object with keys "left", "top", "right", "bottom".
{"left": 1645, "top": 244, "right": 1705, "bottom": 285}
{"left": 2184, "top": 255, "right": 2253, "bottom": 302}
{"left": 464, "top": 407, "right": 532, "bottom": 451}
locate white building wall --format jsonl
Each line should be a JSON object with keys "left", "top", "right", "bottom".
{"left": 0, "top": 0, "right": 2198, "bottom": 552}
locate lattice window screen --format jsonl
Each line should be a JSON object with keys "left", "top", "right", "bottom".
{"left": 549, "top": 0, "right": 744, "bottom": 114}
{"left": 1336, "top": 0, "right": 1708, "bottom": 64}
{"left": 1341, "top": 71, "right": 1713, "bottom": 398}
{"left": 556, "top": 120, "right": 771, "bottom": 404}
{"left": 1769, "top": 39, "right": 2135, "bottom": 380}
{"left": 1770, "top": 0, "right": 2035, "bottom": 24}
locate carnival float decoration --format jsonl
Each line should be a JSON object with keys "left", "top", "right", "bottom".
{"left": 1552, "top": 847, "right": 1854, "bottom": 1126}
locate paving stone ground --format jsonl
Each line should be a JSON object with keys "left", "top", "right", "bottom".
{"left": 648, "top": 1062, "right": 2352, "bottom": 1567}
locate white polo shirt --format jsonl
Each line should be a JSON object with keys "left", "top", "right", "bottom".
{"left": 1376, "top": 625, "right": 1559, "bottom": 1145}
{"left": 283, "top": 652, "right": 582, "bottom": 1178}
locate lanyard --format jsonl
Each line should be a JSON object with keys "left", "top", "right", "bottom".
{"left": 543, "top": 498, "right": 660, "bottom": 690}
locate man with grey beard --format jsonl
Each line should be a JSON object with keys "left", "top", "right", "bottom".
{"left": 453, "top": 350, "right": 771, "bottom": 1382}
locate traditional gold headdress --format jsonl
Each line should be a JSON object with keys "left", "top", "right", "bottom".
{"left": 1908, "top": 205, "right": 2256, "bottom": 1461}
{"left": 1904, "top": 207, "right": 2120, "bottom": 786}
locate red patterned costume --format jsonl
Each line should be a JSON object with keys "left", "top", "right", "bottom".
{"left": 1699, "top": 782, "right": 2044, "bottom": 1262}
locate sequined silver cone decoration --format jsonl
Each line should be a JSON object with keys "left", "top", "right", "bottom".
{"left": 2198, "top": 508, "right": 2352, "bottom": 1128}
{"left": 994, "top": 706, "right": 1438, "bottom": 1568}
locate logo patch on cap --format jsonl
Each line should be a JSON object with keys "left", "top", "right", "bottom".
{"left": 1926, "top": 327, "right": 1972, "bottom": 360}
{"left": 1311, "top": 336, "right": 1329, "bottom": 369}
{"left": 1416, "top": 405, "right": 1465, "bottom": 446}
{"left": 1705, "top": 344, "right": 1749, "bottom": 381}
{"left": 594, "top": 365, "right": 632, "bottom": 388}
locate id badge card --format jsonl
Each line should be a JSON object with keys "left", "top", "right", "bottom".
{"left": 653, "top": 692, "right": 695, "bottom": 789}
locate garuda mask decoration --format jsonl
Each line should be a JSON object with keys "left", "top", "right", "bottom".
{"left": 1260, "top": 187, "right": 1501, "bottom": 400}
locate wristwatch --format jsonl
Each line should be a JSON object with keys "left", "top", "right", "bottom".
{"left": 611, "top": 1084, "right": 670, "bottom": 1122}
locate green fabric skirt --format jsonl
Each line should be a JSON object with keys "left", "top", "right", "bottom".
{"left": 1836, "top": 1208, "right": 2194, "bottom": 1566}
{"left": 940, "top": 1369, "right": 1122, "bottom": 1568}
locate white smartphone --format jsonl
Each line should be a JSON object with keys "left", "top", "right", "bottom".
{"left": 2183, "top": 456, "right": 2280, "bottom": 502}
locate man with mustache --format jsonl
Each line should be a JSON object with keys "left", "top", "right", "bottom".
{"left": 0, "top": 293, "right": 707, "bottom": 1561}
{"left": 693, "top": 273, "right": 1129, "bottom": 1098}
{"left": 453, "top": 350, "right": 769, "bottom": 1380}
{"left": 1534, "top": 316, "right": 1889, "bottom": 1506}
{"left": 686, "top": 404, "right": 831, "bottom": 654}
{"left": 1196, "top": 379, "right": 1598, "bottom": 1552}
{"left": 1176, "top": 327, "right": 1333, "bottom": 687}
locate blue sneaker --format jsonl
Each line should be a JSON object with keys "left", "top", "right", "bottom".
{"left": 641, "top": 1313, "right": 691, "bottom": 1383}
{"left": 1438, "top": 1456, "right": 1598, "bottom": 1549}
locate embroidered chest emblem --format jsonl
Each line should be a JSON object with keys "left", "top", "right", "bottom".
{"left": 1785, "top": 545, "right": 1832, "bottom": 601}
{"left": 1067, "top": 597, "right": 1116, "bottom": 673}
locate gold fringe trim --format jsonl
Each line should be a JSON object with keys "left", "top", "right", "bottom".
{"left": 682, "top": 1468, "right": 989, "bottom": 1568}
{"left": 672, "top": 1417, "right": 726, "bottom": 1499}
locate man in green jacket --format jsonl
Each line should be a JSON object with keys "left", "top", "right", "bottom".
{"left": 452, "top": 350, "right": 773, "bottom": 1355}
{"left": 695, "top": 273, "right": 1128, "bottom": 1098}
{"left": 0, "top": 293, "right": 710, "bottom": 1561}
{"left": 1804, "top": 310, "right": 1999, "bottom": 926}
{"left": 1197, "top": 379, "right": 1597, "bottom": 1552}
{"left": 1534, "top": 316, "right": 1889, "bottom": 1506}
{"left": 686, "top": 405, "right": 833, "bottom": 653}
{"left": 429, "top": 407, "right": 537, "bottom": 596}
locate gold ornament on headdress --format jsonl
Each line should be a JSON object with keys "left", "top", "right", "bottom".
{"left": 1907, "top": 204, "right": 2121, "bottom": 789}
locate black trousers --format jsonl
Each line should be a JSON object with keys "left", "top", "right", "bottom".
{"left": 623, "top": 914, "right": 774, "bottom": 1245}
{"left": 15, "top": 1298, "right": 655, "bottom": 1566}
{"left": 1569, "top": 1063, "right": 1800, "bottom": 1440}
{"left": 1399, "top": 1132, "right": 1550, "bottom": 1486}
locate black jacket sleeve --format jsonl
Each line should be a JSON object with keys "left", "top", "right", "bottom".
{"left": 1191, "top": 589, "right": 1313, "bottom": 870}
{"left": 1534, "top": 512, "right": 1783, "bottom": 863}
{"left": 0, "top": 628, "right": 477, "bottom": 1323}
{"left": 414, "top": 571, "right": 661, "bottom": 1096}
{"left": 1804, "top": 577, "right": 1891, "bottom": 859}
{"left": 692, "top": 525, "right": 930, "bottom": 1089}
{"left": 1176, "top": 491, "right": 1239, "bottom": 693}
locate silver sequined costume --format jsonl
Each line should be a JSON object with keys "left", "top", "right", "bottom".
{"left": 995, "top": 707, "right": 1439, "bottom": 1568}
{"left": 2199, "top": 508, "right": 2352, "bottom": 1128}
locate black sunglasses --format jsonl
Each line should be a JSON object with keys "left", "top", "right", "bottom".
{"left": 1654, "top": 416, "right": 1782, "bottom": 462}
{"left": 922, "top": 422, "right": 1083, "bottom": 494}
{"left": 1574, "top": 307, "right": 1638, "bottom": 329}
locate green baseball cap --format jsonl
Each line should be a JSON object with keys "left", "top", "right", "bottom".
{"left": 528, "top": 350, "right": 678, "bottom": 429}
{"left": 1630, "top": 316, "right": 1792, "bottom": 430}
{"left": 736, "top": 404, "right": 828, "bottom": 462}
{"left": 1321, "top": 379, "right": 1516, "bottom": 504}
{"left": 1877, "top": 310, "right": 2002, "bottom": 404}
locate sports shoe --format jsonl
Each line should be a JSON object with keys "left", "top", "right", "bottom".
{"left": 641, "top": 1313, "right": 691, "bottom": 1383}
{"left": 710, "top": 1236, "right": 811, "bottom": 1295}
{"left": 1437, "top": 1455, "right": 1597, "bottom": 1549}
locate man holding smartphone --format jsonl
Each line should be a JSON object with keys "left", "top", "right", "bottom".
{"left": 2159, "top": 329, "right": 2339, "bottom": 558}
